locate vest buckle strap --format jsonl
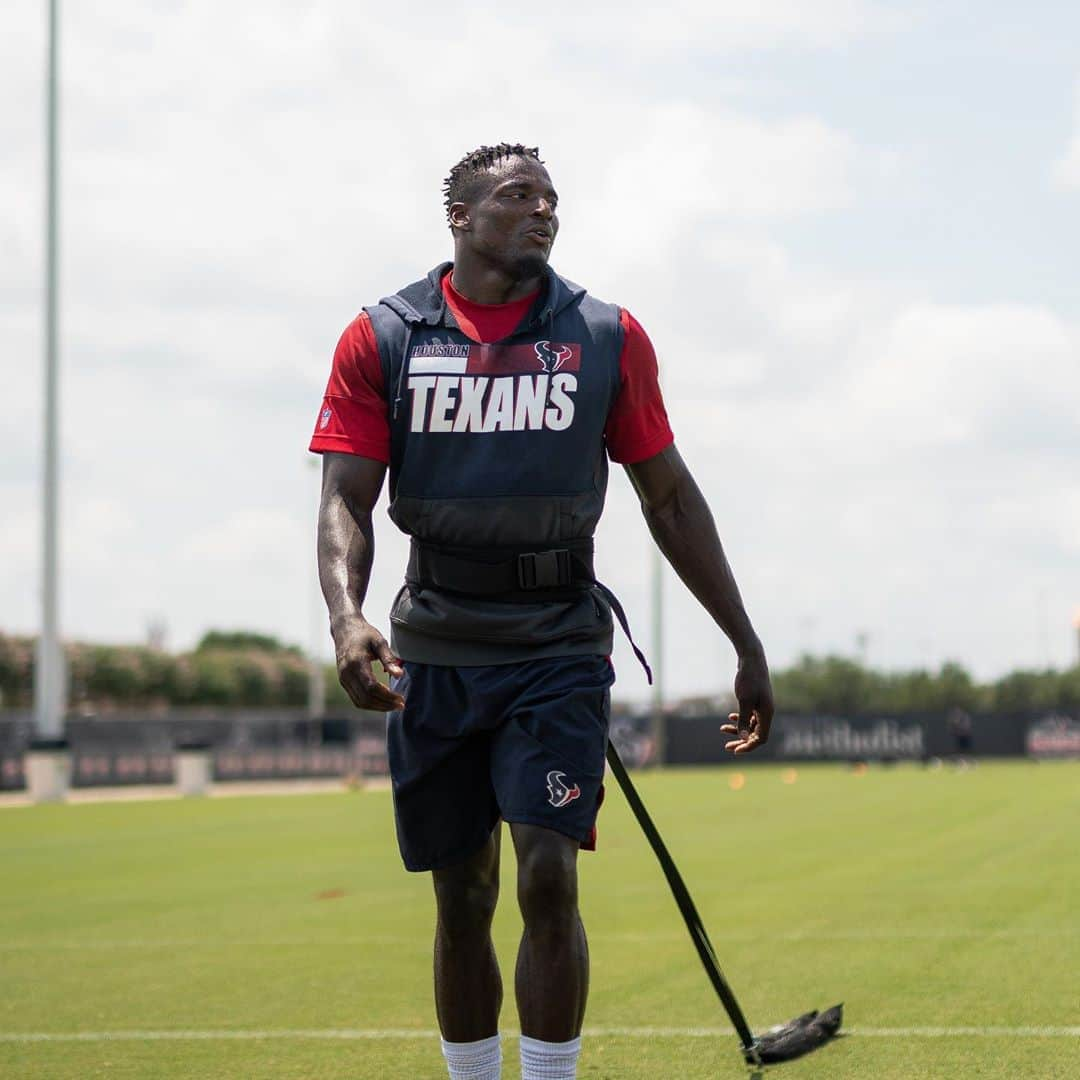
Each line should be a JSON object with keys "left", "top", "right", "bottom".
{"left": 516, "top": 549, "right": 572, "bottom": 590}
{"left": 406, "top": 538, "right": 593, "bottom": 599}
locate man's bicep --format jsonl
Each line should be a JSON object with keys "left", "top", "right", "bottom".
{"left": 321, "top": 452, "right": 387, "bottom": 515}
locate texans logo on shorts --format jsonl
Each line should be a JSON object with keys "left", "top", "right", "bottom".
{"left": 534, "top": 340, "right": 574, "bottom": 374}
{"left": 546, "top": 770, "right": 581, "bottom": 808}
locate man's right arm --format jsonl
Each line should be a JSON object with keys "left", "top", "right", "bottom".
{"left": 317, "top": 451, "right": 405, "bottom": 711}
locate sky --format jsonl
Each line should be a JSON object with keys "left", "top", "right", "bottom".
{"left": 2, "top": 0, "right": 1079, "bottom": 704}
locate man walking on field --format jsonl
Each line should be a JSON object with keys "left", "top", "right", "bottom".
{"left": 311, "top": 143, "right": 773, "bottom": 1080}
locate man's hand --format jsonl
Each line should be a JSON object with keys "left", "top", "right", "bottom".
{"left": 333, "top": 617, "right": 406, "bottom": 712}
{"left": 721, "top": 650, "right": 774, "bottom": 754}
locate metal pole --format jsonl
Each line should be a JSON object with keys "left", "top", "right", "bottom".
{"left": 34, "top": 0, "right": 65, "bottom": 739}
{"left": 650, "top": 543, "right": 665, "bottom": 763}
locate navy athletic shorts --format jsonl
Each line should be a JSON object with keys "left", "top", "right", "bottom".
{"left": 386, "top": 654, "right": 615, "bottom": 872}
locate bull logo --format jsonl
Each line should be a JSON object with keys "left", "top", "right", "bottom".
{"left": 546, "top": 770, "right": 581, "bottom": 808}
{"left": 534, "top": 340, "right": 574, "bottom": 374}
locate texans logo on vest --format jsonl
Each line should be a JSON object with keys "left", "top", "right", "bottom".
{"left": 534, "top": 339, "right": 574, "bottom": 374}
{"left": 546, "top": 770, "right": 582, "bottom": 808}
{"left": 406, "top": 342, "right": 582, "bottom": 434}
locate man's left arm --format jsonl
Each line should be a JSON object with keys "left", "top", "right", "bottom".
{"left": 625, "top": 445, "right": 774, "bottom": 753}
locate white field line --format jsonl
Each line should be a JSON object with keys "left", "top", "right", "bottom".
{"left": 848, "top": 1028, "right": 1080, "bottom": 1038}
{"left": 1, "top": 1027, "right": 1079, "bottom": 1044}
{"left": 1, "top": 927, "right": 1075, "bottom": 951}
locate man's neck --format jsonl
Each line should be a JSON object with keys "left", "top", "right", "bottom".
{"left": 449, "top": 257, "right": 544, "bottom": 305}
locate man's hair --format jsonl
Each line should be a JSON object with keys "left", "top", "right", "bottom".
{"left": 443, "top": 143, "right": 543, "bottom": 222}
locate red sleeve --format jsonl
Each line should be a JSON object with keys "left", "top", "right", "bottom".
{"left": 308, "top": 312, "right": 391, "bottom": 463}
{"left": 604, "top": 309, "right": 675, "bottom": 464}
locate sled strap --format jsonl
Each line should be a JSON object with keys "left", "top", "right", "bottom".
{"left": 604, "top": 742, "right": 758, "bottom": 1056}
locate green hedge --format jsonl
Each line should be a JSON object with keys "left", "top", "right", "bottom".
{"left": 0, "top": 632, "right": 319, "bottom": 709}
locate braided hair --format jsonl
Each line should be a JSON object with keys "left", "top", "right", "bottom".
{"left": 442, "top": 143, "right": 544, "bottom": 223}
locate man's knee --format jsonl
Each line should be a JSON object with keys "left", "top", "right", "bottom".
{"left": 433, "top": 848, "right": 500, "bottom": 941}
{"left": 515, "top": 829, "right": 579, "bottom": 926}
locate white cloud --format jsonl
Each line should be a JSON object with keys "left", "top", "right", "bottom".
{"left": 588, "top": 104, "right": 858, "bottom": 232}
{"left": 847, "top": 303, "right": 1078, "bottom": 452}
{"left": 440, "top": 0, "right": 899, "bottom": 56}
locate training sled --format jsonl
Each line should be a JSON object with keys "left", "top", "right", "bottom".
{"left": 605, "top": 744, "right": 843, "bottom": 1066}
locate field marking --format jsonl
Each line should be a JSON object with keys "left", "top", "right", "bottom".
{"left": 849, "top": 1027, "right": 1080, "bottom": 1038}
{"left": 2, "top": 1026, "right": 1078, "bottom": 1044}
{"left": 2, "top": 926, "right": 1076, "bottom": 951}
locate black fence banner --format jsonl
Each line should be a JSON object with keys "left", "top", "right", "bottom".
{"left": 1, "top": 707, "right": 1076, "bottom": 791}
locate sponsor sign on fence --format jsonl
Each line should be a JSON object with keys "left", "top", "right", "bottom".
{"left": 1025, "top": 715, "right": 1080, "bottom": 758}
{"left": 779, "top": 718, "right": 925, "bottom": 759}
{"left": 665, "top": 710, "right": 1047, "bottom": 764}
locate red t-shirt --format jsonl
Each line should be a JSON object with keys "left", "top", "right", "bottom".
{"left": 309, "top": 276, "right": 674, "bottom": 464}
{"left": 441, "top": 271, "right": 538, "bottom": 344}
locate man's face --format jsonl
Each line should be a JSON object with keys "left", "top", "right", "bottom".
{"left": 451, "top": 156, "right": 559, "bottom": 277}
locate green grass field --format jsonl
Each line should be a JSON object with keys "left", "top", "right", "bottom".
{"left": 2, "top": 761, "right": 1078, "bottom": 1079}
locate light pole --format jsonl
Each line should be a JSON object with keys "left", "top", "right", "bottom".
{"left": 26, "top": 0, "right": 70, "bottom": 803}
{"left": 34, "top": 0, "right": 65, "bottom": 741}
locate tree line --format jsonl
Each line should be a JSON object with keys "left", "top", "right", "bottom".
{"left": 771, "top": 655, "right": 1080, "bottom": 714}
{"left": 1, "top": 631, "right": 1077, "bottom": 714}
{"left": 0, "top": 631, "right": 351, "bottom": 711}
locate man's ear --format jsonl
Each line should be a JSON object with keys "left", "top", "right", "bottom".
{"left": 448, "top": 202, "right": 470, "bottom": 231}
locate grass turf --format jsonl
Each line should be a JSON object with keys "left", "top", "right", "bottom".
{"left": 1, "top": 761, "right": 1077, "bottom": 1078}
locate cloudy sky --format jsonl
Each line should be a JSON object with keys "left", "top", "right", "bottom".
{"left": 3, "top": 0, "right": 1079, "bottom": 703}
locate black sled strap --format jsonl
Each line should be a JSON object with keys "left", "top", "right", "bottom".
{"left": 604, "top": 742, "right": 759, "bottom": 1057}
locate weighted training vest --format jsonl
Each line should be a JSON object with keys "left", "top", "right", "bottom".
{"left": 365, "top": 262, "right": 624, "bottom": 666}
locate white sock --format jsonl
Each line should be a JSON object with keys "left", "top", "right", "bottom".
{"left": 440, "top": 1033, "right": 501, "bottom": 1080}
{"left": 519, "top": 1034, "right": 581, "bottom": 1080}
